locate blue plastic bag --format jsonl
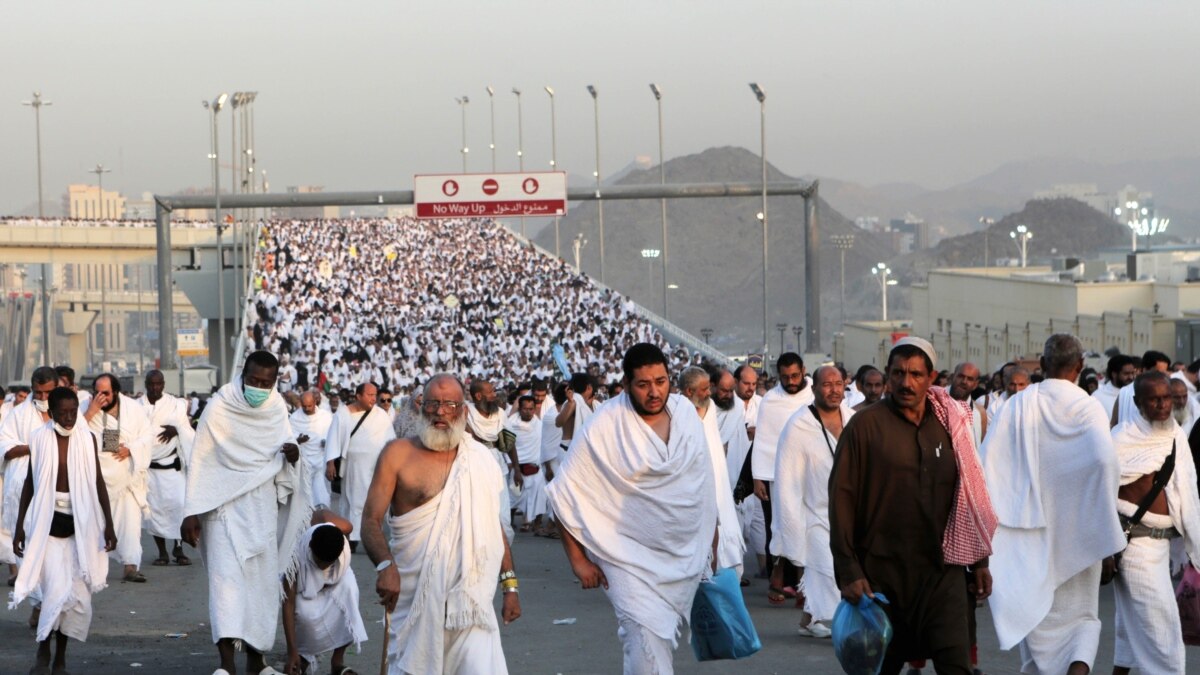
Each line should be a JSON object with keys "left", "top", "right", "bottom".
{"left": 690, "top": 568, "right": 762, "bottom": 661}
{"left": 831, "top": 592, "right": 893, "bottom": 675}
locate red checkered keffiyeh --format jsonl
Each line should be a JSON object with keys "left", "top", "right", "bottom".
{"left": 928, "top": 386, "right": 998, "bottom": 565}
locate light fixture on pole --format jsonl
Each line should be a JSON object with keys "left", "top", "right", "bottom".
{"left": 650, "top": 83, "right": 669, "bottom": 320}
{"left": 545, "top": 85, "right": 560, "bottom": 258}
{"left": 89, "top": 163, "right": 112, "bottom": 219}
{"left": 776, "top": 322, "right": 789, "bottom": 355}
{"left": 749, "top": 82, "right": 768, "bottom": 355}
{"left": 978, "top": 216, "right": 995, "bottom": 267}
{"left": 572, "top": 232, "right": 588, "bottom": 271}
{"left": 587, "top": 84, "right": 605, "bottom": 283}
{"left": 456, "top": 96, "right": 469, "bottom": 173}
{"left": 22, "top": 91, "right": 53, "bottom": 365}
{"left": 872, "top": 262, "right": 897, "bottom": 321}
{"left": 512, "top": 87, "right": 525, "bottom": 238}
{"left": 203, "top": 92, "right": 229, "bottom": 384}
{"left": 486, "top": 86, "right": 496, "bottom": 172}
{"left": 701, "top": 328, "right": 713, "bottom": 345}
{"left": 90, "top": 163, "right": 112, "bottom": 366}
{"left": 641, "top": 248, "right": 660, "bottom": 301}
{"left": 1114, "top": 201, "right": 1168, "bottom": 253}
{"left": 792, "top": 325, "right": 804, "bottom": 352}
{"left": 831, "top": 233, "right": 855, "bottom": 329}
{"left": 1010, "top": 224, "right": 1031, "bottom": 268}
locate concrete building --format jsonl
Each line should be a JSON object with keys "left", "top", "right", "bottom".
{"left": 1033, "top": 183, "right": 1111, "bottom": 214}
{"left": 833, "top": 320, "right": 912, "bottom": 368}
{"left": 65, "top": 184, "right": 126, "bottom": 219}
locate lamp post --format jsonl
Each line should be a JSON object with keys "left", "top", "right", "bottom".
{"left": 749, "top": 82, "right": 768, "bottom": 354}
{"left": 650, "top": 83, "right": 669, "bottom": 320}
{"left": 572, "top": 232, "right": 588, "bottom": 271}
{"left": 486, "top": 86, "right": 496, "bottom": 172}
{"left": 89, "top": 164, "right": 112, "bottom": 366}
{"left": 872, "top": 263, "right": 897, "bottom": 321}
{"left": 701, "top": 328, "right": 713, "bottom": 345}
{"left": 1010, "top": 224, "right": 1031, "bottom": 268}
{"left": 587, "top": 84, "right": 605, "bottom": 283}
{"left": 89, "top": 164, "right": 112, "bottom": 219}
{"left": 456, "top": 96, "right": 469, "bottom": 173}
{"left": 22, "top": 91, "right": 52, "bottom": 365}
{"left": 792, "top": 325, "right": 804, "bottom": 353}
{"left": 831, "top": 233, "right": 855, "bottom": 329}
{"left": 776, "top": 323, "right": 788, "bottom": 355}
{"left": 203, "top": 93, "right": 229, "bottom": 383}
{"left": 512, "top": 87, "right": 525, "bottom": 237}
{"left": 641, "top": 248, "right": 660, "bottom": 302}
{"left": 978, "top": 217, "right": 995, "bottom": 267}
{"left": 545, "top": 86, "right": 559, "bottom": 257}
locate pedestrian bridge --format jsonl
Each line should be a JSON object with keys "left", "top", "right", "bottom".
{"left": 0, "top": 225, "right": 218, "bottom": 265}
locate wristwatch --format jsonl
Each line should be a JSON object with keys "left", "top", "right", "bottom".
{"left": 376, "top": 559, "right": 393, "bottom": 572}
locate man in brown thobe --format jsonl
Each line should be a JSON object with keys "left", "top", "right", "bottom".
{"left": 829, "top": 337, "right": 995, "bottom": 674}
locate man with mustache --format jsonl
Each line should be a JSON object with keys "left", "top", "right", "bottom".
{"left": 852, "top": 367, "right": 885, "bottom": 412}
{"left": 362, "top": 373, "right": 520, "bottom": 674}
{"left": 548, "top": 344, "right": 718, "bottom": 674}
{"left": 466, "top": 379, "right": 522, "bottom": 543}
{"left": 324, "top": 381, "right": 395, "bottom": 553}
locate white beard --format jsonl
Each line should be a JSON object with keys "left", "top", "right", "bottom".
{"left": 1174, "top": 407, "right": 1189, "bottom": 426}
{"left": 1151, "top": 417, "right": 1176, "bottom": 433}
{"left": 419, "top": 414, "right": 467, "bottom": 452}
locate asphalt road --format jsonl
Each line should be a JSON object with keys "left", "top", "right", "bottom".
{"left": 2, "top": 529, "right": 1199, "bottom": 674}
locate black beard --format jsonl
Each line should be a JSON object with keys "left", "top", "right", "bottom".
{"left": 478, "top": 399, "right": 499, "bottom": 416}
{"left": 783, "top": 380, "right": 807, "bottom": 395}
{"left": 713, "top": 394, "right": 734, "bottom": 411}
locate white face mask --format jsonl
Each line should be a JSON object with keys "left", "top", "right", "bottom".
{"left": 34, "top": 399, "right": 49, "bottom": 413}
{"left": 53, "top": 422, "right": 73, "bottom": 437}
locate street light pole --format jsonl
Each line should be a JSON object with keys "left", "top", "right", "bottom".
{"left": 750, "top": 83, "right": 768, "bottom": 355}
{"left": 978, "top": 217, "right": 994, "bottom": 267}
{"left": 777, "top": 323, "right": 788, "bottom": 355}
{"left": 572, "top": 232, "right": 588, "bottom": 270}
{"left": 486, "top": 86, "right": 496, "bottom": 172}
{"left": 831, "top": 233, "right": 855, "bottom": 329}
{"left": 587, "top": 85, "right": 605, "bottom": 283}
{"left": 872, "top": 263, "right": 896, "bottom": 321}
{"left": 204, "top": 93, "right": 229, "bottom": 383}
{"left": 22, "top": 92, "right": 53, "bottom": 365}
{"left": 456, "top": 96, "right": 469, "bottom": 173}
{"left": 512, "top": 87, "right": 525, "bottom": 237}
{"left": 792, "top": 325, "right": 804, "bottom": 353}
{"left": 545, "top": 86, "right": 559, "bottom": 258}
{"left": 650, "top": 83, "right": 668, "bottom": 319}
{"left": 1010, "top": 224, "right": 1032, "bottom": 268}
{"left": 89, "top": 163, "right": 112, "bottom": 367}
{"left": 641, "top": 249, "right": 660, "bottom": 303}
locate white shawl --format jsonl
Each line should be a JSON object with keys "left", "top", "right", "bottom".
{"left": 466, "top": 403, "right": 504, "bottom": 444}
{"left": 1092, "top": 380, "right": 1121, "bottom": 421}
{"left": 10, "top": 423, "right": 109, "bottom": 608}
{"left": 290, "top": 407, "right": 333, "bottom": 465}
{"left": 184, "top": 377, "right": 309, "bottom": 583}
{"left": 751, "top": 384, "right": 814, "bottom": 482}
{"left": 699, "top": 403, "right": 746, "bottom": 571}
{"left": 0, "top": 400, "right": 49, "bottom": 534}
{"left": 572, "top": 392, "right": 595, "bottom": 431}
{"left": 1114, "top": 384, "right": 1137, "bottom": 426}
{"left": 1112, "top": 414, "right": 1200, "bottom": 567}
{"left": 772, "top": 403, "right": 853, "bottom": 564}
{"left": 90, "top": 394, "right": 154, "bottom": 509}
{"left": 981, "top": 379, "right": 1125, "bottom": 649}
{"left": 546, "top": 393, "right": 717, "bottom": 641}
{"left": 141, "top": 393, "right": 196, "bottom": 466}
{"left": 715, "top": 403, "right": 751, "bottom": 492}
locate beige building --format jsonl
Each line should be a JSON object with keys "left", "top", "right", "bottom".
{"left": 66, "top": 184, "right": 126, "bottom": 219}
{"left": 833, "top": 320, "right": 912, "bottom": 369}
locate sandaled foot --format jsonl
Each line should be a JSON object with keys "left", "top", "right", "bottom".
{"left": 123, "top": 571, "right": 147, "bottom": 583}
{"left": 767, "top": 587, "right": 788, "bottom": 605}
{"left": 175, "top": 554, "right": 192, "bottom": 566}
{"left": 152, "top": 556, "right": 170, "bottom": 566}
{"left": 518, "top": 523, "right": 534, "bottom": 533}
{"left": 543, "top": 529, "right": 561, "bottom": 539}
{"left": 332, "top": 667, "right": 358, "bottom": 675}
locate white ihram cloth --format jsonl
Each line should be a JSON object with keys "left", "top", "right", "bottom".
{"left": 324, "top": 407, "right": 395, "bottom": 541}
{"left": 980, "top": 379, "right": 1125, "bottom": 659}
{"left": 293, "top": 524, "right": 367, "bottom": 667}
{"left": 0, "top": 400, "right": 50, "bottom": 565}
{"left": 547, "top": 393, "right": 718, "bottom": 644}
{"left": 290, "top": 407, "right": 333, "bottom": 507}
{"left": 10, "top": 423, "right": 109, "bottom": 642}
{"left": 1173, "top": 370, "right": 1198, "bottom": 395}
{"left": 508, "top": 413, "right": 548, "bottom": 520}
{"left": 715, "top": 403, "right": 751, "bottom": 492}
{"left": 751, "top": 384, "right": 813, "bottom": 482}
{"left": 1114, "top": 384, "right": 1138, "bottom": 426}
{"left": 571, "top": 392, "right": 595, "bottom": 437}
{"left": 386, "top": 437, "right": 507, "bottom": 675}
{"left": 88, "top": 395, "right": 154, "bottom": 567}
{"left": 1092, "top": 380, "right": 1121, "bottom": 421}
{"left": 1110, "top": 414, "right": 1200, "bottom": 673}
{"left": 140, "top": 393, "right": 195, "bottom": 540}
{"left": 774, "top": 403, "right": 854, "bottom": 623}
{"left": 466, "top": 403, "right": 515, "bottom": 543}
{"left": 742, "top": 394, "right": 761, "bottom": 431}
{"left": 698, "top": 402, "right": 746, "bottom": 575}
{"left": 185, "top": 377, "right": 309, "bottom": 651}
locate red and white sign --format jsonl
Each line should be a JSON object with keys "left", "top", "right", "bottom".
{"left": 414, "top": 171, "right": 567, "bottom": 219}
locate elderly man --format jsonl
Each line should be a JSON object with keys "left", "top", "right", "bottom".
{"left": 1110, "top": 371, "right": 1200, "bottom": 674}
{"left": 1113, "top": 350, "right": 1174, "bottom": 426}
{"left": 830, "top": 337, "right": 997, "bottom": 673}
{"left": 986, "top": 366, "right": 1030, "bottom": 425}
{"left": 851, "top": 367, "right": 885, "bottom": 411}
{"left": 549, "top": 344, "right": 717, "bottom": 674}
{"left": 12, "top": 387, "right": 116, "bottom": 675}
{"left": 753, "top": 352, "right": 814, "bottom": 603}
{"left": 982, "top": 334, "right": 1125, "bottom": 675}
{"left": 1169, "top": 377, "right": 1200, "bottom": 436}
{"left": 181, "top": 350, "right": 307, "bottom": 675}
{"left": 325, "top": 382, "right": 395, "bottom": 552}
{"left": 679, "top": 366, "right": 744, "bottom": 577}
{"left": 362, "top": 373, "right": 520, "bottom": 674}
{"left": 292, "top": 390, "right": 334, "bottom": 508}
{"left": 84, "top": 373, "right": 154, "bottom": 583}
{"left": 712, "top": 367, "right": 765, "bottom": 579}
{"left": 774, "top": 365, "right": 853, "bottom": 639}
{"left": 467, "top": 379, "right": 522, "bottom": 543}
{"left": 948, "top": 362, "right": 988, "bottom": 449}
{"left": 140, "top": 370, "right": 196, "bottom": 568}
{"left": 1, "top": 366, "right": 57, "bottom": 589}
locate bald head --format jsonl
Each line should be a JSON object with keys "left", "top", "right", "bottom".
{"left": 950, "top": 362, "right": 980, "bottom": 401}
{"left": 300, "top": 390, "right": 318, "bottom": 415}
{"left": 813, "top": 365, "right": 845, "bottom": 411}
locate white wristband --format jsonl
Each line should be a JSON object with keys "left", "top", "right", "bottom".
{"left": 375, "top": 559, "right": 393, "bottom": 572}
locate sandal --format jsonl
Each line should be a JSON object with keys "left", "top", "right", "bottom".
{"left": 175, "top": 554, "right": 192, "bottom": 566}
{"left": 332, "top": 668, "right": 358, "bottom": 675}
{"left": 767, "top": 587, "right": 788, "bottom": 605}
{"left": 543, "top": 529, "right": 561, "bottom": 540}
{"left": 152, "top": 557, "right": 170, "bottom": 567}
{"left": 123, "top": 571, "right": 147, "bottom": 583}
{"left": 518, "top": 523, "right": 534, "bottom": 533}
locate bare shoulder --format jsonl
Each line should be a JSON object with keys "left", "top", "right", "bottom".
{"left": 380, "top": 437, "right": 421, "bottom": 466}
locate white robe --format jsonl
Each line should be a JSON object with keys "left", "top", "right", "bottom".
{"left": 1114, "top": 383, "right": 1138, "bottom": 426}
{"left": 751, "top": 384, "right": 813, "bottom": 482}
{"left": 9, "top": 423, "right": 109, "bottom": 643}
{"left": 88, "top": 395, "right": 154, "bottom": 568}
{"left": 466, "top": 404, "right": 514, "bottom": 543}
{"left": 293, "top": 524, "right": 367, "bottom": 666}
{"left": 1092, "top": 380, "right": 1121, "bottom": 421}
{"left": 715, "top": 403, "right": 751, "bottom": 492}
{"left": 508, "top": 413, "right": 548, "bottom": 520}
{"left": 386, "top": 438, "right": 507, "bottom": 675}
{"left": 324, "top": 407, "right": 395, "bottom": 541}
{"left": 547, "top": 393, "right": 718, "bottom": 644}
{"left": 981, "top": 379, "right": 1126, "bottom": 662}
{"left": 699, "top": 402, "right": 746, "bottom": 574}
{"left": 185, "top": 378, "right": 308, "bottom": 651}
{"left": 140, "top": 393, "right": 195, "bottom": 540}
{"left": 1110, "top": 414, "right": 1200, "bottom": 673}
{"left": 0, "top": 400, "right": 51, "bottom": 564}
{"left": 773, "top": 403, "right": 853, "bottom": 623}
{"left": 290, "top": 408, "right": 333, "bottom": 508}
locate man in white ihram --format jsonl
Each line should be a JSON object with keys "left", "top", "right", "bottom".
{"left": 548, "top": 344, "right": 718, "bottom": 674}
{"left": 982, "top": 334, "right": 1125, "bottom": 675}
{"left": 324, "top": 382, "right": 394, "bottom": 552}
{"left": 181, "top": 351, "right": 309, "bottom": 675}
{"left": 0, "top": 367, "right": 58, "bottom": 592}
{"left": 291, "top": 390, "right": 333, "bottom": 508}
{"left": 1110, "top": 371, "right": 1200, "bottom": 674}
{"left": 140, "top": 369, "right": 196, "bottom": 568}
{"left": 361, "top": 373, "right": 520, "bottom": 674}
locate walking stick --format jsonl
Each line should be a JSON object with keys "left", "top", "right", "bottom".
{"left": 379, "top": 607, "right": 391, "bottom": 675}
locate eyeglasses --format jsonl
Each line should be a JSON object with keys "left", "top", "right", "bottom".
{"left": 380, "top": 398, "right": 392, "bottom": 404}
{"left": 422, "top": 400, "right": 462, "bottom": 413}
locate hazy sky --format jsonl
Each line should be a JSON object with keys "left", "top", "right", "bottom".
{"left": 3, "top": 1, "right": 1199, "bottom": 214}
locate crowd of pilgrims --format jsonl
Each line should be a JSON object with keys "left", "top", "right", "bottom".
{"left": 245, "top": 216, "right": 691, "bottom": 396}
